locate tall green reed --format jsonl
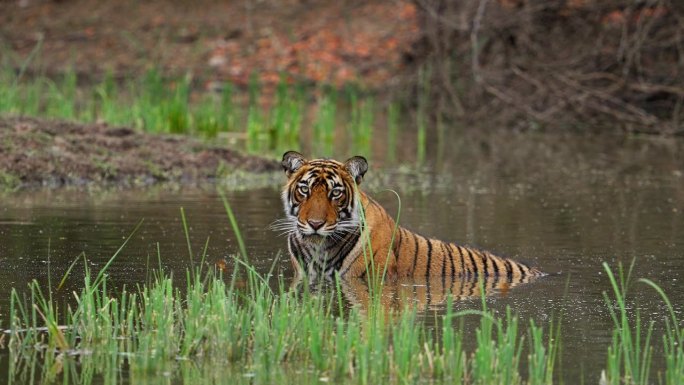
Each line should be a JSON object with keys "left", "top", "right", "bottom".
{"left": 602, "top": 262, "right": 654, "bottom": 385}
{"left": 1, "top": 57, "right": 413, "bottom": 160}
{"left": 638, "top": 278, "right": 683, "bottom": 384}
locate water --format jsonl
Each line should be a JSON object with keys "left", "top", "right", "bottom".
{"left": 0, "top": 130, "right": 682, "bottom": 384}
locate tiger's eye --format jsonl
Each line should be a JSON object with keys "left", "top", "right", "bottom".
{"left": 298, "top": 185, "right": 309, "bottom": 195}
{"left": 330, "top": 189, "right": 343, "bottom": 199}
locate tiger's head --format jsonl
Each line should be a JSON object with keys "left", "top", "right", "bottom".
{"left": 277, "top": 151, "right": 368, "bottom": 239}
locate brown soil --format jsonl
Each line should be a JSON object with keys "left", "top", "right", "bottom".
{"left": 0, "top": 116, "right": 279, "bottom": 188}
{"left": 1, "top": 0, "right": 416, "bottom": 89}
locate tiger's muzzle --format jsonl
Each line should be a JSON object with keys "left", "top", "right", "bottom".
{"left": 297, "top": 187, "right": 339, "bottom": 237}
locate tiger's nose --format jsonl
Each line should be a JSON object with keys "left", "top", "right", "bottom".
{"left": 307, "top": 219, "right": 325, "bottom": 230}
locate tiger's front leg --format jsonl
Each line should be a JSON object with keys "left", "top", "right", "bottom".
{"left": 289, "top": 253, "right": 305, "bottom": 277}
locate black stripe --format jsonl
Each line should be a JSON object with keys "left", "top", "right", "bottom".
{"left": 455, "top": 246, "right": 466, "bottom": 277}
{"left": 503, "top": 259, "right": 514, "bottom": 280}
{"left": 489, "top": 254, "right": 500, "bottom": 277}
{"left": 488, "top": 275, "right": 496, "bottom": 292}
{"left": 338, "top": 233, "right": 372, "bottom": 276}
{"left": 455, "top": 246, "right": 465, "bottom": 277}
{"left": 302, "top": 243, "right": 323, "bottom": 271}
{"left": 311, "top": 253, "right": 326, "bottom": 272}
{"left": 455, "top": 245, "right": 466, "bottom": 278}
{"left": 456, "top": 275, "right": 464, "bottom": 299}
{"left": 288, "top": 236, "right": 299, "bottom": 260}
{"left": 466, "top": 248, "right": 478, "bottom": 277}
{"left": 411, "top": 233, "right": 420, "bottom": 276}
{"left": 519, "top": 262, "right": 528, "bottom": 280}
{"left": 289, "top": 237, "right": 307, "bottom": 266}
{"left": 446, "top": 244, "right": 455, "bottom": 277}
{"left": 325, "top": 256, "right": 342, "bottom": 274}
{"left": 478, "top": 251, "right": 489, "bottom": 277}
{"left": 300, "top": 243, "right": 314, "bottom": 265}
{"left": 287, "top": 237, "right": 297, "bottom": 262}
{"left": 465, "top": 279, "right": 475, "bottom": 298}
{"left": 394, "top": 227, "right": 404, "bottom": 256}
{"left": 338, "top": 251, "right": 363, "bottom": 277}
{"left": 425, "top": 238, "right": 433, "bottom": 278}
{"left": 325, "top": 230, "right": 361, "bottom": 274}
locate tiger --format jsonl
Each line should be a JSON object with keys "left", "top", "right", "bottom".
{"left": 275, "top": 151, "right": 545, "bottom": 281}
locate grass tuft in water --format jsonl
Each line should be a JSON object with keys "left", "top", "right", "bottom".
{"left": 601, "top": 261, "right": 656, "bottom": 385}
{"left": 601, "top": 261, "right": 684, "bottom": 384}
{"left": 638, "top": 277, "right": 684, "bottom": 384}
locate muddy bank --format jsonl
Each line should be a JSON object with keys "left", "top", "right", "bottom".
{"left": 0, "top": 116, "right": 279, "bottom": 189}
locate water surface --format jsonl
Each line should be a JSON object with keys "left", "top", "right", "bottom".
{"left": 1, "top": 130, "right": 682, "bottom": 384}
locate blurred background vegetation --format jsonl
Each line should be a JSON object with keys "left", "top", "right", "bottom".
{"left": 0, "top": 0, "right": 682, "bottom": 161}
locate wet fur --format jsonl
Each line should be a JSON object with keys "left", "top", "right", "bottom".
{"left": 278, "top": 151, "right": 545, "bottom": 280}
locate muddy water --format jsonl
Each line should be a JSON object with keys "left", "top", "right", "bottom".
{"left": 0, "top": 130, "right": 683, "bottom": 384}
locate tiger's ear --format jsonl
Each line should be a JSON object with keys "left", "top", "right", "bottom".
{"left": 344, "top": 156, "right": 368, "bottom": 184}
{"left": 282, "top": 151, "right": 307, "bottom": 177}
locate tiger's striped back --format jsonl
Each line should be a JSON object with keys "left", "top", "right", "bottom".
{"left": 278, "top": 151, "right": 545, "bottom": 281}
{"left": 391, "top": 226, "right": 543, "bottom": 280}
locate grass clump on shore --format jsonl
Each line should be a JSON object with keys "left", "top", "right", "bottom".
{"left": 0, "top": 44, "right": 422, "bottom": 159}
{"left": 0, "top": 62, "right": 416, "bottom": 159}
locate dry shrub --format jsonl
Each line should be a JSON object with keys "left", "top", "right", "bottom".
{"left": 407, "top": 0, "right": 684, "bottom": 134}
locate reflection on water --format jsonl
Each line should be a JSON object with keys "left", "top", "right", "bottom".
{"left": 326, "top": 275, "right": 541, "bottom": 313}
{"left": 0, "top": 130, "right": 682, "bottom": 384}
{"left": 9, "top": 351, "right": 339, "bottom": 385}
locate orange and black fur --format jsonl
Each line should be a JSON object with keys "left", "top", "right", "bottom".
{"left": 275, "top": 151, "right": 544, "bottom": 280}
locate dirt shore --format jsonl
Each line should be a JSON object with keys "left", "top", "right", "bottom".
{"left": 1, "top": 0, "right": 414, "bottom": 89}
{"left": 0, "top": 116, "right": 279, "bottom": 189}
